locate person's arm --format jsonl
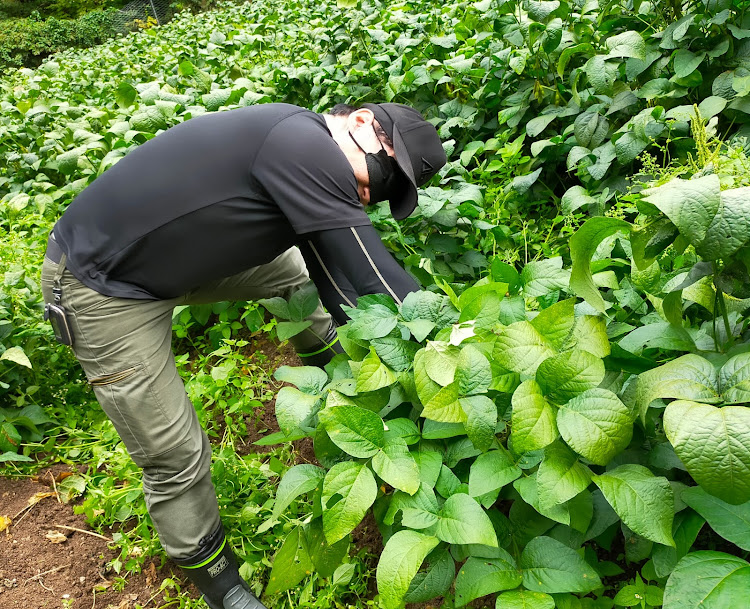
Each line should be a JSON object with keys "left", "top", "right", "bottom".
{"left": 298, "top": 224, "right": 419, "bottom": 325}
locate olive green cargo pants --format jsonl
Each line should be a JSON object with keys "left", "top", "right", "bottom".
{"left": 41, "top": 245, "right": 332, "bottom": 559}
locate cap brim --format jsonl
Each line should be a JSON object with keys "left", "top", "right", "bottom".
{"left": 389, "top": 123, "right": 419, "bottom": 220}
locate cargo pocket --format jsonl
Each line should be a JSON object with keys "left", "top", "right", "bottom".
{"left": 87, "top": 363, "right": 173, "bottom": 467}
{"left": 89, "top": 366, "right": 139, "bottom": 386}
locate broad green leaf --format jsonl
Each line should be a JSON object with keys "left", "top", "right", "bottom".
{"left": 376, "top": 530, "right": 440, "bottom": 609}
{"left": 423, "top": 342, "right": 461, "bottom": 386}
{"left": 641, "top": 175, "right": 721, "bottom": 248}
{"left": 696, "top": 187, "right": 750, "bottom": 261}
{"left": 404, "top": 549, "right": 454, "bottom": 604}
{"left": 436, "top": 464, "right": 462, "bottom": 498}
{"left": 447, "top": 440, "right": 483, "bottom": 472}
{"left": 537, "top": 443, "right": 593, "bottom": 511}
{"left": 495, "top": 590, "right": 555, "bottom": 609}
{"left": 584, "top": 55, "right": 617, "bottom": 94}
{"left": 456, "top": 344, "right": 492, "bottom": 395}
{"left": 319, "top": 405, "right": 385, "bottom": 458}
{"left": 530, "top": 298, "right": 575, "bottom": 350}
{"left": 615, "top": 131, "right": 649, "bottom": 164}
{"left": 454, "top": 552, "right": 522, "bottom": 607}
{"left": 436, "top": 494, "right": 498, "bottom": 546}
{"left": 275, "top": 387, "right": 319, "bottom": 436}
{"left": 634, "top": 354, "right": 720, "bottom": 423}
{"left": 514, "top": 475, "right": 570, "bottom": 525}
{"left": 0, "top": 346, "right": 32, "bottom": 369}
{"left": 303, "top": 519, "right": 349, "bottom": 579}
{"left": 371, "top": 337, "right": 420, "bottom": 373}
{"left": 542, "top": 18, "right": 563, "bottom": 53}
{"left": 605, "top": 31, "right": 646, "bottom": 59}
{"left": 384, "top": 418, "right": 420, "bottom": 445}
{"left": 422, "top": 419, "right": 465, "bottom": 440}
{"left": 469, "top": 449, "right": 522, "bottom": 497}
{"left": 0, "top": 451, "right": 33, "bottom": 462}
{"left": 402, "top": 319, "right": 435, "bottom": 342}
{"left": 274, "top": 366, "right": 328, "bottom": 395}
{"left": 357, "top": 348, "right": 397, "bottom": 392}
{"left": 494, "top": 322, "right": 556, "bottom": 377}
{"left": 568, "top": 145, "right": 593, "bottom": 172}
{"left": 413, "top": 450, "right": 443, "bottom": 488}
{"left": 511, "top": 380, "right": 558, "bottom": 453}
{"left": 673, "top": 49, "right": 706, "bottom": 78}
{"left": 652, "top": 508, "right": 706, "bottom": 578}
{"left": 536, "top": 349, "right": 605, "bottom": 404}
{"left": 568, "top": 490, "right": 595, "bottom": 534}
{"left": 273, "top": 464, "right": 325, "bottom": 518}
{"left": 570, "top": 217, "right": 631, "bottom": 312}
{"left": 458, "top": 283, "right": 506, "bottom": 328}
{"left": 115, "top": 82, "right": 137, "bottom": 108}
{"left": 460, "top": 395, "right": 498, "bottom": 451}
{"left": 527, "top": 114, "right": 557, "bottom": 137}
{"left": 681, "top": 486, "right": 750, "bottom": 551}
{"left": 372, "top": 437, "right": 420, "bottom": 495}
{"left": 592, "top": 464, "right": 675, "bottom": 546}
{"left": 698, "top": 96, "right": 728, "bottom": 118}
{"left": 664, "top": 401, "right": 750, "bottom": 505}
{"left": 414, "top": 348, "right": 442, "bottom": 406}
{"left": 719, "top": 352, "right": 750, "bottom": 404}
{"left": 663, "top": 551, "right": 750, "bottom": 609}
{"left": 574, "top": 111, "right": 609, "bottom": 149}
{"left": 287, "top": 281, "right": 319, "bottom": 320}
{"left": 276, "top": 320, "right": 312, "bottom": 340}
{"left": 512, "top": 171, "right": 541, "bottom": 195}
{"left": 384, "top": 483, "right": 439, "bottom": 529}
{"left": 520, "top": 536, "right": 602, "bottom": 593}
{"left": 561, "top": 185, "right": 597, "bottom": 215}
{"left": 266, "top": 526, "right": 312, "bottom": 596}
{"left": 636, "top": 78, "right": 675, "bottom": 99}
{"left": 422, "top": 381, "right": 465, "bottom": 423}
{"left": 521, "top": 257, "right": 570, "bottom": 298}
{"left": 401, "top": 291, "right": 459, "bottom": 328}
{"left": 348, "top": 305, "right": 398, "bottom": 340}
{"left": 557, "top": 43, "right": 595, "bottom": 78}
{"left": 557, "top": 388, "right": 633, "bottom": 465}
{"left": 584, "top": 489, "right": 620, "bottom": 542}
{"left": 564, "top": 315, "right": 610, "bottom": 358}
{"left": 322, "top": 462, "right": 378, "bottom": 543}
{"left": 525, "top": 0, "right": 560, "bottom": 22}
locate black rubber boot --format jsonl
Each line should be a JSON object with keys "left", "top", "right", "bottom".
{"left": 174, "top": 525, "right": 268, "bottom": 609}
{"left": 297, "top": 321, "right": 344, "bottom": 368}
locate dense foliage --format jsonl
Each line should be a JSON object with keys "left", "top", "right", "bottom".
{"left": 0, "top": 0, "right": 124, "bottom": 19}
{"left": 0, "top": 9, "right": 119, "bottom": 69}
{"left": 2, "top": 0, "right": 750, "bottom": 608}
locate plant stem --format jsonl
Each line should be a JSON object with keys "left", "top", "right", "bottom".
{"left": 713, "top": 261, "right": 734, "bottom": 352}
{"left": 716, "top": 286, "right": 734, "bottom": 352}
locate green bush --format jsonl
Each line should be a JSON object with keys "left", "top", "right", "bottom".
{"left": 0, "top": 0, "right": 123, "bottom": 20}
{"left": 0, "top": 9, "right": 118, "bottom": 69}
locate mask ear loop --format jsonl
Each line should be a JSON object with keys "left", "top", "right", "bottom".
{"left": 348, "top": 130, "right": 367, "bottom": 154}
{"left": 349, "top": 122, "right": 386, "bottom": 155}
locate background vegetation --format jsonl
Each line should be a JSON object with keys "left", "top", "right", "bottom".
{"left": 2, "top": 0, "right": 750, "bottom": 607}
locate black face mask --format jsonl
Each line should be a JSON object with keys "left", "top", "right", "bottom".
{"left": 349, "top": 129, "right": 402, "bottom": 204}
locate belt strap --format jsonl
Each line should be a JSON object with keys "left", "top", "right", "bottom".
{"left": 47, "top": 233, "right": 67, "bottom": 304}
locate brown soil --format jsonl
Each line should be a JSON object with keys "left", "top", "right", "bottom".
{"left": 0, "top": 465, "right": 196, "bottom": 609}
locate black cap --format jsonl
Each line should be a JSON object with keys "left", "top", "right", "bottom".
{"left": 362, "top": 103, "right": 446, "bottom": 220}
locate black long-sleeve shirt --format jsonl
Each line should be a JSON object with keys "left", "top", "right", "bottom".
{"left": 300, "top": 225, "right": 419, "bottom": 324}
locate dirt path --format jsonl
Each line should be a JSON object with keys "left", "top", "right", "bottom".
{"left": 0, "top": 466, "right": 194, "bottom": 609}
